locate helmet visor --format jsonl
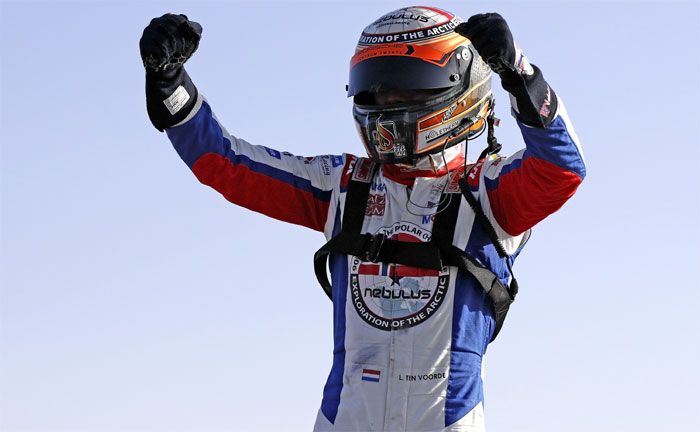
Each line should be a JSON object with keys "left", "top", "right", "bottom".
{"left": 348, "top": 52, "right": 467, "bottom": 97}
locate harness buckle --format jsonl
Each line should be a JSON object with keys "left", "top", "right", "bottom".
{"left": 364, "top": 233, "right": 386, "bottom": 263}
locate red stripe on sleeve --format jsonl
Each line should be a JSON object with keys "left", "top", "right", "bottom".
{"left": 487, "top": 157, "right": 583, "bottom": 236}
{"left": 192, "top": 153, "right": 330, "bottom": 232}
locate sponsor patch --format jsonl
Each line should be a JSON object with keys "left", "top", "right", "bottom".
{"left": 515, "top": 44, "right": 534, "bottom": 76}
{"left": 421, "top": 213, "right": 436, "bottom": 224}
{"left": 539, "top": 86, "right": 552, "bottom": 119}
{"left": 394, "top": 143, "right": 407, "bottom": 158}
{"left": 466, "top": 160, "right": 484, "bottom": 188}
{"left": 318, "top": 156, "right": 332, "bottom": 176}
{"left": 264, "top": 147, "right": 281, "bottom": 159}
{"left": 365, "top": 194, "right": 386, "bottom": 216}
{"left": 358, "top": 6, "right": 461, "bottom": 47}
{"left": 331, "top": 155, "right": 344, "bottom": 167}
{"left": 162, "top": 85, "right": 190, "bottom": 115}
{"left": 490, "top": 156, "right": 505, "bottom": 168}
{"left": 340, "top": 156, "right": 357, "bottom": 189}
{"left": 352, "top": 158, "right": 376, "bottom": 183}
{"left": 370, "top": 179, "right": 386, "bottom": 192}
{"left": 374, "top": 120, "right": 397, "bottom": 152}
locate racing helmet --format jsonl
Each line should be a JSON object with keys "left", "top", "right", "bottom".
{"left": 349, "top": 6, "right": 493, "bottom": 165}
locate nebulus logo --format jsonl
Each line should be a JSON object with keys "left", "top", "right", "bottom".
{"left": 373, "top": 120, "right": 397, "bottom": 152}
{"left": 349, "top": 222, "right": 450, "bottom": 331}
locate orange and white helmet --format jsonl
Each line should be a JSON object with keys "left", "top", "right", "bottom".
{"left": 349, "top": 6, "right": 493, "bottom": 164}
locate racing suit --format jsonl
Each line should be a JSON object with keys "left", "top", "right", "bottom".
{"left": 164, "top": 89, "right": 585, "bottom": 431}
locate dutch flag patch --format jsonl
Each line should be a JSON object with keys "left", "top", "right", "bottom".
{"left": 362, "top": 369, "right": 381, "bottom": 382}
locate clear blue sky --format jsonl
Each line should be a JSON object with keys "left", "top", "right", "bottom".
{"left": 1, "top": 1, "right": 699, "bottom": 431}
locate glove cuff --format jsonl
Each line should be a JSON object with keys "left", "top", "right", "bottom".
{"left": 145, "top": 67, "right": 198, "bottom": 131}
{"left": 499, "top": 64, "right": 558, "bottom": 128}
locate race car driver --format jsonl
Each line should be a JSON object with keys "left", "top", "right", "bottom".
{"left": 140, "top": 6, "right": 585, "bottom": 431}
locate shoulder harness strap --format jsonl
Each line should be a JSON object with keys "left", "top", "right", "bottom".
{"left": 313, "top": 158, "right": 376, "bottom": 299}
{"left": 432, "top": 184, "right": 515, "bottom": 341}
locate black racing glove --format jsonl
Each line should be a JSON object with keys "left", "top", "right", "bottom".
{"left": 140, "top": 14, "right": 202, "bottom": 131}
{"left": 456, "top": 13, "right": 557, "bottom": 128}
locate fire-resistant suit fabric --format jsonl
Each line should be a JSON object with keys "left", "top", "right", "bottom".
{"left": 164, "top": 91, "right": 585, "bottom": 431}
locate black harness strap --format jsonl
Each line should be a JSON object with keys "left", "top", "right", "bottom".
{"left": 430, "top": 190, "right": 513, "bottom": 340}
{"left": 314, "top": 159, "right": 377, "bottom": 299}
{"left": 340, "top": 167, "right": 372, "bottom": 233}
{"left": 441, "top": 245, "right": 513, "bottom": 340}
{"left": 313, "top": 157, "right": 517, "bottom": 341}
{"left": 430, "top": 192, "right": 460, "bottom": 247}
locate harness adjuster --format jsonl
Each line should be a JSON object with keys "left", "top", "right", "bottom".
{"left": 364, "top": 233, "right": 386, "bottom": 263}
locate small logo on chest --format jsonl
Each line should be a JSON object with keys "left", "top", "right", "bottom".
{"left": 365, "top": 194, "right": 386, "bottom": 216}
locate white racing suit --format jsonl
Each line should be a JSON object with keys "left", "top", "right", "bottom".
{"left": 165, "top": 93, "right": 585, "bottom": 431}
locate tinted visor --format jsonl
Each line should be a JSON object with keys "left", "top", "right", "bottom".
{"left": 348, "top": 53, "right": 466, "bottom": 97}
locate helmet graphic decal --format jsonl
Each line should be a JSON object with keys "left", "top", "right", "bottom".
{"left": 359, "top": 6, "right": 457, "bottom": 46}
{"left": 374, "top": 120, "right": 397, "bottom": 152}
